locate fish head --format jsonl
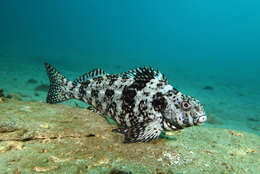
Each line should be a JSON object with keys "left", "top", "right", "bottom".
{"left": 164, "top": 92, "right": 207, "bottom": 129}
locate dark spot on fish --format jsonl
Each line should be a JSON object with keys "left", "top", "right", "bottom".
{"left": 129, "top": 113, "right": 139, "bottom": 125}
{"left": 91, "top": 89, "right": 99, "bottom": 98}
{"left": 81, "top": 80, "right": 90, "bottom": 87}
{"left": 121, "top": 88, "right": 136, "bottom": 114}
{"left": 107, "top": 102, "right": 117, "bottom": 116}
{"left": 167, "top": 93, "right": 172, "bottom": 97}
{"left": 70, "top": 83, "right": 77, "bottom": 91}
{"left": 122, "top": 101, "right": 135, "bottom": 114}
{"left": 171, "top": 120, "right": 183, "bottom": 129}
{"left": 79, "top": 80, "right": 91, "bottom": 98}
{"left": 152, "top": 92, "right": 167, "bottom": 112}
{"left": 172, "top": 88, "right": 179, "bottom": 94}
{"left": 105, "top": 89, "right": 114, "bottom": 98}
{"left": 93, "top": 76, "right": 103, "bottom": 84}
{"left": 120, "top": 78, "right": 127, "bottom": 83}
{"left": 183, "top": 113, "right": 193, "bottom": 126}
{"left": 157, "top": 83, "right": 163, "bottom": 87}
{"left": 153, "top": 92, "right": 163, "bottom": 98}
{"left": 138, "top": 100, "right": 147, "bottom": 115}
{"left": 79, "top": 86, "right": 86, "bottom": 98}
{"left": 95, "top": 100, "right": 103, "bottom": 111}
{"left": 87, "top": 105, "right": 96, "bottom": 111}
{"left": 174, "top": 104, "right": 180, "bottom": 109}
{"left": 122, "top": 86, "right": 136, "bottom": 104}
{"left": 203, "top": 86, "right": 213, "bottom": 90}
{"left": 166, "top": 90, "right": 178, "bottom": 97}
{"left": 128, "top": 79, "right": 149, "bottom": 91}
{"left": 84, "top": 96, "right": 92, "bottom": 105}
{"left": 109, "top": 77, "right": 117, "bottom": 85}
{"left": 143, "top": 92, "right": 150, "bottom": 96}
{"left": 34, "top": 84, "right": 49, "bottom": 92}
{"left": 139, "top": 100, "right": 147, "bottom": 110}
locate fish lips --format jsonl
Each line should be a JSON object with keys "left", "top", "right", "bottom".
{"left": 194, "top": 115, "right": 207, "bottom": 125}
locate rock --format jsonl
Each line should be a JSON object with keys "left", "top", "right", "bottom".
{"left": 0, "top": 89, "right": 4, "bottom": 97}
{"left": 110, "top": 168, "right": 132, "bottom": 174}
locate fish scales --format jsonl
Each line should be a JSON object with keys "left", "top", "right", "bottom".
{"left": 44, "top": 62, "right": 207, "bottom": 143}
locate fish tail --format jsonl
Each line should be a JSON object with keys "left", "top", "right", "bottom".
{"left": 44, "top": 62, "right": 75, "bottom": 104}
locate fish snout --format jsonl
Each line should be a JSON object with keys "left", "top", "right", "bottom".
{"left": 198, "top": 115, "right": 207, "bottom": 124}
{"left": 194, "top": 115, "right": 207, "bottom": 125}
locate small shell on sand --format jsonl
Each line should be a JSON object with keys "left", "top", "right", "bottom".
{"left": 32, "top": 166, "right": 59, "bottom": 172}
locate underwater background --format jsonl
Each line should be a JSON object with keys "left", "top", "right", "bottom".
{"left": 0, "top": 1, "right": 260, "bottom": 173}
{"left": 0, "top": 0, "right": 259, "bottom": 137}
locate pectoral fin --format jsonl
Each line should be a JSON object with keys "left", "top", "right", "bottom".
{"left": 112, "top": 119, "right": 162, "bottom": 143}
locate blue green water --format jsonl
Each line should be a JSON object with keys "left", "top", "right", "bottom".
{"left": 0, "top": 1, "right": 259, "bottom": 135}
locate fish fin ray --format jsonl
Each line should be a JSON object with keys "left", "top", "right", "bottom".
{"left": 74, "top": 68, "right": 107, "bottom": 84}
{"left": 119, "top": 66, "right": 167, "bottom": 82}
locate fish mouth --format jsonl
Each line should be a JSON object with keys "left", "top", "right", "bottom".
{"left": 195, "top": 115, "right": 207, "bottom": 125}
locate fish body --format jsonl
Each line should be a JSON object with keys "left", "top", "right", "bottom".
{"left": 45, "top": 62, "right": 207, "bottom": 143}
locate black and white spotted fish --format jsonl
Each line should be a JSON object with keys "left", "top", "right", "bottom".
{"left": 44, "top": 62, "right": 207, "bottom": 143}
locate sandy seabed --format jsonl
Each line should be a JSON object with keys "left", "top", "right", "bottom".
{"left": 0, "top": 97, "right": 259, "bottom": 174}
{"left": 0, "top": 56, "right": 259, "bottom": 173}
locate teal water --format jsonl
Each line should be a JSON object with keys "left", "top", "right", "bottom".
{"left": 0, "top": 1, "right": 259, "bottom": 135}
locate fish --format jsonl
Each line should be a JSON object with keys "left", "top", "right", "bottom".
{"left": 44, "top": 62, "right": 207, "bottom": 143}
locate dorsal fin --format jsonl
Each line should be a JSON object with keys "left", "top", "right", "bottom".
{"left": 74, "top": 68, "right": 107, "bottom": 84}
{"left": 119, "top": 66, "right": 167, "bottom": 82}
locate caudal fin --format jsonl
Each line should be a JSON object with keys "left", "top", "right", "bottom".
{"left": 44, "top": 62, "right": 74, "bottom": 104}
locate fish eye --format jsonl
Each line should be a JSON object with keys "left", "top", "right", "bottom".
{"left": 181, "top": 101, "right": 191, "bottom": 110}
